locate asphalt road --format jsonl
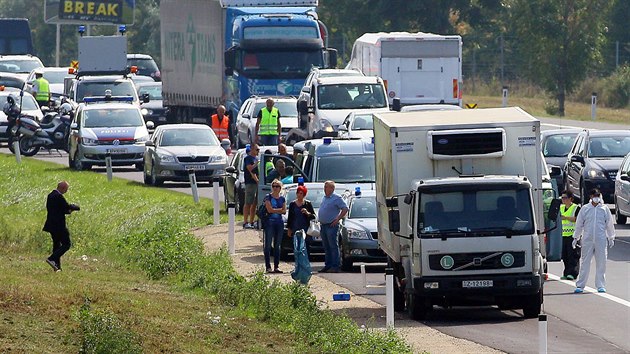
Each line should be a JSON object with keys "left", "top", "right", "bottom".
{"left": 3, "top": 116, "right": 629, "bottom": 353}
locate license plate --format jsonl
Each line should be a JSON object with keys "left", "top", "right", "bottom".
{"left": 106, "top": 148, "right": 127, "bottom": 154}
{"left": 185, "top": 165, "right": 206, "bottom": 170}
{"left": 462, "top": 280, "right": 493, "bottom": 288}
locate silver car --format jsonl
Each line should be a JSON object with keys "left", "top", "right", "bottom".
{"left": 143, "top": 124, "right": 228, "bottom": 186}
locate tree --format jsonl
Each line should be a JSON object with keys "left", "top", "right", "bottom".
{"left": 508, "top": 0, "right": 612, "bottom": 116}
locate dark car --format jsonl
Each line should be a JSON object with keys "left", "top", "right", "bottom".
{"left": 127, "top": 54, "right": 160, "bottom": 81}
{"left": 541, "top": 129, "right": 580, "bottom": 191}
{"left": 136, "top": 82, "right": 167, "bottom": 125}
{"left": 564, "top": 130, "right": 630, "bottom": 204}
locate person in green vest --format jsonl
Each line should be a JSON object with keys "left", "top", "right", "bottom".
{"left": 255, "top": 97, "right": 281, "bottom": 146}
{"left": 32, "top": 69, "right": 51, "bottom": 108}
{"left": 560, "top": 190, "right": 580, "bottom": 280}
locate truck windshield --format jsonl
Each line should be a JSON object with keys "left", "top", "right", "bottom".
{"left": 418, "top": 187, "right": 534, "bottom": 237}
{"left": 240, "top": 50, "right": 324, "bottom": 77}
{"left": 317, "top": 84, "right": 387, "bottom": 109}
{"left": 316, "top": 155, "right": 375, "bottom": 183}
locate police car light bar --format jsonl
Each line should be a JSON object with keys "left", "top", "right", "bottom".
{"left": 83, "top": 96, "right": 134, "bottom": 103}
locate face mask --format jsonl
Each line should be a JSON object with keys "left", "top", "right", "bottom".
{"left": 591, "top": 197, "right": 601, "bottom": 204}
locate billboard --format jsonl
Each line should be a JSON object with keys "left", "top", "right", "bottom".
{"left": 45, "top": 0, "right": 135, "bottom": 25}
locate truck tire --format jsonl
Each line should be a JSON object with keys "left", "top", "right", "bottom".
{"left": 406, "top": 292, "right": 429, "bottom": 320}
{"left": 522, "top": 289, "right": 543, "bottom": 319}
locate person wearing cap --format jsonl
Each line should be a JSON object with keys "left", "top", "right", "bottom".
{"left": 317, "top": 180, "right": 348, "bottom": 273}
{"left": 287, "top": 185, "right": 316, "bottom": 253}
{"left": 31, "top": 69, "right": 51, "bottom": 108}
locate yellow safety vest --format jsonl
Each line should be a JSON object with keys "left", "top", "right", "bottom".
{"left": 34, "top": 77, "right": 50, "bottom": 102}
{"left": 259, "top": 107, "right": 279, "bottom": 136}
{"left": 560, "top": 203, "right": 578, "bottom": 237}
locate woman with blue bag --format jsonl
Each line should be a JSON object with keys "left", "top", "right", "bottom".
{"left": 287, "top": 185, "right": 315, "bottom": 283}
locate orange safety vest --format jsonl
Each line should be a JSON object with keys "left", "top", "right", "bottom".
{"left": 211, "top": 114, "right": 230, "bottom": 141}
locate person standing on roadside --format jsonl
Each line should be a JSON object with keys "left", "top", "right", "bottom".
{"left": 263, "top": 179, "right": 286, "bottom": 273}
{"left": 287, "top": 184, "right": 316, "bottom": 249}
{"left": 572, "top": 189, "right": 615, "bottom": 294}
{"left": 255, "top": 98, "right": 281, "bottom": 146}
{"left": 243, "top": 144, "right": 260, "bottom": 229}
{"left": 210, "top": 105, "right": 230, "bottom": 144}
{"left": 317, "top": 180, "right": 348, "bottom": 273}
{"left": 560, "top": 190, "right": 580, "bottom": 280}
{"left": 43, "top": 181, "right": 80, "bottom": 272}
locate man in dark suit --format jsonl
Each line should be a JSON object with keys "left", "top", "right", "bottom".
{"left": 43, "top": 181, "right": 79, "bottom": 271}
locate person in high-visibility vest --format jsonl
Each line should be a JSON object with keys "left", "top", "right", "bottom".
{"left": 32, "top": 69, "right": 50, "bottom": 108}
{"left": 255, "top": 98, "right": 281, "bottom": 146}
{"left": 210, "top": 105, "right": 230, "bottom": 143}
{"left": 559, "top": 190, "right": 580, "bottom": 280}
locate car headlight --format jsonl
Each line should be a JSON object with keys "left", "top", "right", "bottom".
{"left": 135, "top": 135, "right": 150, "bottom": 143}
{"left": 81, "top": 137, "right": 97, "bottom": 146}
{"left": 587, "top": 169, "right": 607, "bottom": 178}
{"left": 141, "top": 108, "right": 149, "bottom": 116}
{"left": 158, "top": 153, "right": 175, "bottom": 163}
{"left": 211, "top": 155, "right": 228, "bottom": 164}
{"left": 347, "top": 228, "right": 370, "bottom": 240}
{"left": 321, "top": 119, "right": 335, "bottom": 132}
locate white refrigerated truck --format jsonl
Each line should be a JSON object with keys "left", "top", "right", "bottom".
{"left": 347, "top": 32, "right": 462, "bottom": 107}
{"left": 374, "top": 107, "right": 559, "bottom": 319}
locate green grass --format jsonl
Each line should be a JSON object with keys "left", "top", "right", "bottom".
{"left": 0, "top": 155, "right": 411, "bottom": 353}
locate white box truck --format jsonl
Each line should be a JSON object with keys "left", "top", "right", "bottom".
{"left": 347, "top": 32, "right": 462, "bottom": 107}
{"left": 374, "top": 107, "right": 560, "bottom": 319}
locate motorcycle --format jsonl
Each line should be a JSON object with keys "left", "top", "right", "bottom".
{"left": 2, "top": 94, "right": 22, "bottom": 153}
{"left": 16, "top": 102, "right": 74, "bottom": 156}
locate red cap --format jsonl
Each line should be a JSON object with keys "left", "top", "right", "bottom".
{"left": 297, "top": 185, "right": 308, "bottom": 196}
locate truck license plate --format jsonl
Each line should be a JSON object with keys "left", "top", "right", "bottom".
{"left": 186, "top": 165, "right": 206, "bottom": 170}
{"left": 462, "top": 280, "right": 493, "bottom": 288}
{"left": 106, "top": 148, "right": 127, "bottom": 154}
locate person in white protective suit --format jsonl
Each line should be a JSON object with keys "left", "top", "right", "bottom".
{"left": 572, "top": 189, "right": 615, "bottom": 293}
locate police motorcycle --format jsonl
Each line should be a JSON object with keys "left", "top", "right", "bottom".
{"left": 2, "top": 93, "right": 29, "bottom": 154}
{"left": 15, "top": 101, "right": 74, "bottom": 156}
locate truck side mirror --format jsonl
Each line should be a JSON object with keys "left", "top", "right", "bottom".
{"left": 298, "top": 100, "right": 308, "bottom": 115}
{"left": 388, "top": 210, "right": 400, "bottom": 233}
{"left": 547, "top": 198, "right": 561, "bottom": 221}
{"left": 326, "top": 48, "right": 338, "bottom": 68}
{"left": 403, "top": 193, "right": 413, "bottom": 205}
{"left": 392, "top": 98, "right": 401, "bottom": 112}
{"left": 385, "top": 196, "right": 398, "bottom": 208}
{"left": 224, "top": 47, "right": 236, "bottom": 69}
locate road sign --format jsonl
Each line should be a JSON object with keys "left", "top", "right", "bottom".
{"left": 70, "top": 60, "right": 79, "bottom": 69}
{"left": 44, "top": 0, "right": 135, "bottom": 25}
{"left": 465, "top": 103, "right": 478, "bottom": 109}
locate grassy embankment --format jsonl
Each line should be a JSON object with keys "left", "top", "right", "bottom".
{"left": 0, "top": 155, "right": 410, "bottom": 353}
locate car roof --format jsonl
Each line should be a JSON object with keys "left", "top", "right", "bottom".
{"left": 37, "top": 67, "right": 70, "bottom": 73}
{"left": 541, "top": 128, "right": 582, "bottom": 137}
{"left": 311, "top": 68, "right": 364, "bottom": 77}
{"left": 0, "top": 54, "right": 41, "bottom": 61}
{"left": 0, "top": 72, "right": 26, "bottom": 80}
{"left": 317, "top": 76, "right": 382, "bottom": 85}
{"left": 127, "top": 54, "right": 154, "bottom": 60}
{"left": 400, "top": 104, "right": 462, "bottom": 112}
{"left": 245, "top": 96, "right": 296, "bottom": 103}
{"left": 295, "top": 138, "right": 374, "bottom": 155}
{"left": 135, "top": 81, "right": 161, "bottom": 88}
{"left": 0, "top": 90, "right": 34, "bottom": 98}
{"left": 154, "top": 124, "right": 210, "bottom": 132}
{"left": 581, "top": 129, "right": 630, "bottom": 137}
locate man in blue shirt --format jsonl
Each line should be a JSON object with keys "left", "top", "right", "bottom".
{"left": 243, "top": 144, "right": 260, "bottom": 229}
{"left": 317, "top": 180, "right": 348, "bottom": 273}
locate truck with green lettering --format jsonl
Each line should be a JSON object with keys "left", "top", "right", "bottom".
{"left": 160, "top": 0, "right": 336, "bottom": 134}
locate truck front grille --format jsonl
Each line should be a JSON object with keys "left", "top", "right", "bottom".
{"left": 428, "top": 251, "right": 525, "bottom": 271}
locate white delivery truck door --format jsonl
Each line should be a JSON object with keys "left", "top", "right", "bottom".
{"left": 381, "top": 39, "right": 461, "bottom": 105}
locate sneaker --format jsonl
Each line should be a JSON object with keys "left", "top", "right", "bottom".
{"left": 597, "top": 287, "right": 606, "bottom": 293}
{"left": 574, "top": 288, "right": 583, "bottom": 294}
{"left": 45, "top": 259, "right": 59, "bottom": 271}
{"left": 319, "top": 267, "right": 330, "bottom": 273}
{"left": 566, "top": 275, "right": 575, "bottom": 280}
{"left": 242, "top": 222, "right": 250, "bottom": 229}
{"left": 245, "top": 223, "right": 255, "bottom": 229}
{"left": 560, "top": 276, "right": 568, "bottom": 280}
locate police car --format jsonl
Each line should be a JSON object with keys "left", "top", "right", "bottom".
{"left": 68, "top": 95, "right": 153, "bottom": 170}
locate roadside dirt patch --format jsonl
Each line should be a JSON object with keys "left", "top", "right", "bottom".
{"left": 194, "top": 224, "right": 502, "bottom": 354}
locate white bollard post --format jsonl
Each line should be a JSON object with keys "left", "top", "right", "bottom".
{"left": 361, "top": 264, "right": 367, "bottom": 290}
{"left": 538, "top": 314, "right": 547, "bottom": 354}
{"left": 228, "top": 203, "right": 235, "bottom": 255}
{"left": 13, "top": 140, "right": 21, "bottom": 164}
{"left": 386, "top": 267, "right": 394, "bottom": 328}
{"left": 188, "top": 170, "right": 199, "bottom": 204}
{"left": 502, "top": 86, "right": 509, "bottom": 107}
{"left": 105, "top": 153, "right": 113, "bottom": 181}
{"left": 591, "top": 92, "right": 597, "bottom": 121}
{"left": 213, "top": 181, "right": 220, "bottom": 225}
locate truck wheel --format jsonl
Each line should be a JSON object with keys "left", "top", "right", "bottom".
{"left": 522, "top": 289, "right": 543, "bottom": 319}
{"left": 615, "top": 202, "right": 627, "bottom": 224}
{"left": 406, "top": 292, "right": 429, "bottom": 320}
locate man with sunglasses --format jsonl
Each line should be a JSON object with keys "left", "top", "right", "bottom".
{"left": 559, "top": 190, "right": 580, "bottom": 280}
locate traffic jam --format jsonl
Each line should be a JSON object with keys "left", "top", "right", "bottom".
{"left": 2, "top": 1, "right": 629, "bottom": 344}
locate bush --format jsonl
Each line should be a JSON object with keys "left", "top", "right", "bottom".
{"left": 600, "top": 65, "right": 630, "bottom": 108}
{"left": 77, "top": 300, "right": 142, "bottom": 354}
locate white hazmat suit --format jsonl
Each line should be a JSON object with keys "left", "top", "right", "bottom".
{"left": 572, "top": 200, "right": 615, "bottom": 290}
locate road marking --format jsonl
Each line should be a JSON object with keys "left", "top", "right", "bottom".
{"left": 541, "top": 122, "right": 586, "bottom": 130}
{"left": 547, "top": 273, "right": 630, "bottom": 307}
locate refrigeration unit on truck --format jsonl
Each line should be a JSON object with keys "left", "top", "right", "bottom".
{"left": 160, "top": 0, "right": 337, "bottom": 127}
{"left": 373, "top": 107, "right": 560, "bottom": 320}
{"left": 347, "top": 32, "right": 462, "bottom": 107}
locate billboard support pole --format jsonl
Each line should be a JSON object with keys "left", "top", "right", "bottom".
{"left": 55, "top": 24, "right": 60, "bottom": 67}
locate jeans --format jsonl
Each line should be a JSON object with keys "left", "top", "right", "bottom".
{"left": 259, "top": 135, "right": 278, "bottom": 146}
{"left": 320, "top": 223, "right": 340, "bottom": 269}
{"left": 264, "top": 222, "right": 284, "bottom": 269}
{"left": 49, "top": 229, "right": 72, "bottom": 269}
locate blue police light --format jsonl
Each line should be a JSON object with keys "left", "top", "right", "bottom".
{"left": 355, "top": 187, "right": 361, "bottom": 196}
{"left": 78, "top": 25, "right": 86, "bottom": 36}
{"left": 323, "top": 137, "right": 332, "bottom": 145}
{"left": 118, "top": 25, "right": 127, "bottom": 35}
{"left": 297, "top": 177, "right": 304, "bottom": 185}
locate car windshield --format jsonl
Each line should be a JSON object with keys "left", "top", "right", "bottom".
{"left": 418, "top": 188, "right": 534, "bottom": 237}
{"left": 83, "top": 108, "right": 144, "bottom": 128}
{"left": 253, "top": 101, "right": 297, "bottom": 118}
{"left": 241, "top": 49, "right": 324, "bottom": 77}
{"left": 351, "top": 114, "right": 373, "bottom": 130}
{"left": 0, "top": 77, "right": 24, "bottom": 89}
{"left": 43, "top": 71, "right": 71, "bottom": 84}
{"left": 588, "top": 136, "right": 630, "bottom": 158}
{"left": 349, "top": 196, "right": 377, "bottom": 218}
{"left": 543, "top": 134, "right": 577, "bottom": 157}
{"left": 77, "top": 81, "right": 137, "bottom": 102}
{"left": 0, "top": 59, "right": 43, "bottom": 73}
{"left": 316, "top": 155, "right": 375, "bottom": 183}
{"left": 137, "top": 84, "right": 162, "bottom": 100}
{"left": 127, "top": 58, "right": 159, "bottom": 76}
{"left": 159, "top": 129, "right": 219, "bottom": 146}
{"left": 1, "top": 94, "right": 38, "bottom": 110}
{"left": 318, "top": 84, "right": 387, "bottom": 109}
{"left": 285, "top": 188, "right": 327, "bottom": 208}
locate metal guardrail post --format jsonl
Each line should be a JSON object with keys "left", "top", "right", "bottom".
{"left": 188, "top": 170, "right": 199, "bottom": 203}
{"left": 228, "top": 203, "right": 235, "bottom": 255}
{"left": 105, "top": 152, "right": 112, "bottom": 181}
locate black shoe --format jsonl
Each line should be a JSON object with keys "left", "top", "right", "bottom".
{"left": 273, "top": 268, "right": 283, "bottom": 274}
{"left": 45, "top": 259, "right": 59, "bottom": 271}
{"left": 319, "top": 267, "right": 330, "bottom": 273}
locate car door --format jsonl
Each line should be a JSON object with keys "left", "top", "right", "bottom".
{"left": 144, "top": 129, "right": 160, "bottom": 172}
{"left": 616, "top": 154, "right": 630, "bottom": 215}
{"left": 566, "top": 134, "right": 585, "bottom": 196}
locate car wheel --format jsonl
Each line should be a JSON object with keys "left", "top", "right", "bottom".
{"left": 615, "top": 201, "right": 627, "bottom": 224}
{"left": 135, "top": 162, "right": 144, "bottom": 171}
{"left": 151, "top": 164, "right": 163, "bottom": 186}
{"left": 72, "top": 148, "right": 90, "bottom": 171}
{"left": 340, "top": 242, "right": 353, "bottom": 271}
